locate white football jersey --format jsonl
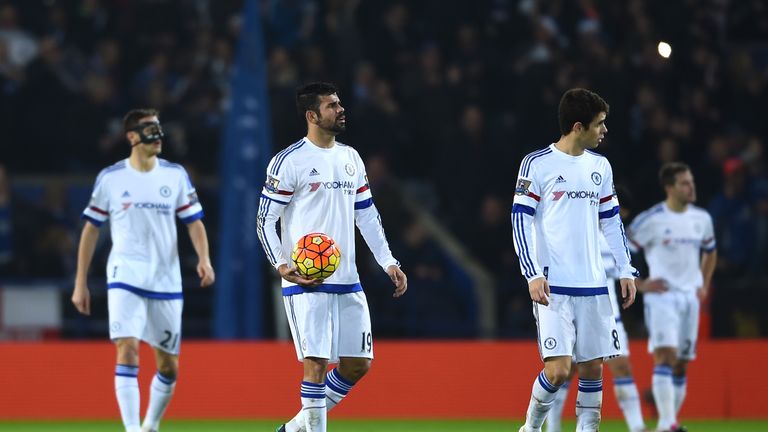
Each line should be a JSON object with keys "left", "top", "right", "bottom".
{"left": 82, "top": 159, "right": 203, "bottom": 298}
{"left": 628, "top": 202, "right": 715, "bottom": 293}
{"left": 512, "top": 144, "right": 637, "bottom": 295}
{"left": 257, "top": 138, "right": 399, "bottom": 296}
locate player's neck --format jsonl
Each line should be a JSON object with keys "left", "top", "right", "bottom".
{"left": 129, "top": 151, "right": 157, "bottom": 172}
{"left": 665, "top": 197, "right": 687, "bottom": 213}
{"left": 555, "top": 136, "right": 585, "bottom": 156}
{"left": 306, "top": 128, "right": 336, "bottom": 148}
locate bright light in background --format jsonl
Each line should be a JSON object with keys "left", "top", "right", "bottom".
{"left": 658, "top": 41, "right": 672, "bottom": 58}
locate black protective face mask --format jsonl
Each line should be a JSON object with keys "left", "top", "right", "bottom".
{"left": 130, "top": 121, "right": 165, "bottom": 145}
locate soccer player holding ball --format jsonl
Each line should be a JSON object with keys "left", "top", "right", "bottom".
{"left": 512, "top": 89, "right": 638, "bottom": 432}
{"left": 257, "top": 82, "right": 407, "bottom": 432}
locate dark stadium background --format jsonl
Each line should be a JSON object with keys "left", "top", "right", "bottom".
{"left": 0, "top": 0, "right": 766, "bottom": 342}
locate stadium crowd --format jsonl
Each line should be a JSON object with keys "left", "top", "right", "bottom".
{"left": 1, "top": 0, "right": 767, "bottom": 338}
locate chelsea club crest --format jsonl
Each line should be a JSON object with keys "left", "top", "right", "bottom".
{"left": 591, "top": 172, "right": 602, "bottom": 185}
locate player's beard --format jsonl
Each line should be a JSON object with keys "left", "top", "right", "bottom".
{"left": 318, "top": 114, "right": 346, "bottom": 134}
{"left": 328, "top": 119, "right": 345, "bottom": 134}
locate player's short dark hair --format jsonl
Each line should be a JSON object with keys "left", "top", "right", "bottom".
{"left": 296, "top": 82, "right": 338, "bottom": 117}
{"left": 558, "top": 88, "right": 610, "bottom": 136}
{"left": 659, "top": 162, "right": 691, "bottom": 188}
{"left": 123, "top": 108, "right": 159, "bottom": 133}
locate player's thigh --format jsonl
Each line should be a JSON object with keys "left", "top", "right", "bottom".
{"left": 644, "top": 292, "right": 681, "bottom": 352}
{"left": 573, "top": 295, "right": 620, "bottom": 363}
{"left": 678, "top": 296, "right": 700, "bottom": 361}
{"left": 336, "top": 291, "right": 373, "bottom": 360}
{"left": 145, "top": 299, "right": 183, "bottom": 355}
{"left": 283, "top": 292, "right": 333, "bottom": 361}
{"left": 108, "top": 289, "right": 148, "bottom": 340}
{"left": 534, "top": 295, "right": 576, "bottom": 360}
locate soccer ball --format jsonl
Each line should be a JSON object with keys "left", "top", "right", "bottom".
{"left": 291, "top": 232, "right": 341, "bottom": 279}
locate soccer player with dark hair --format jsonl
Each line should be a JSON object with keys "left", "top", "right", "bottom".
{"left": 512, "top": 88, "right": 638, "bottom": 432}
{"left": 627, "top": 162, "right": 717, "bottom": 432}
{"left": 73, "top": 108, "right": 215, "bottom": 432}
{"left": 257, "top": 82, "right": 407, "bottom": 432}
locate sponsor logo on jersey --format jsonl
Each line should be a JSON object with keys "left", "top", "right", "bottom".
{"left": 308, "top": 180, "right": 356, "bottom": 192}
{"left": 122, "top": 190, "right": 131, "bottom": 198}
{"left": 265, "top": 175, "right": 280, "bottom": 193}
{"left": 121, "top": 202, "right": 172, "bottom": 215}
{"left": 662, "top": 237, "right": 701, "bottom": 247}
{"left": 555, "top": 175, "right": 566, "bottom": 183}
{"left": 515, "top": 178, "right": 532, "bottom": 196}
{"left": 552, "top": 190, "right": 599, "bottom": 200}
{"left": 133, "top": 202, "right": 173, "bottom": 210}
{"left": 591, "top": 172, "right": 602, "bottom": 185}
{"left": 309, "top": 168, "right": 320, "bottom": 176}
{"left": 159, "top": 185, "right": 172, "bottom": 197}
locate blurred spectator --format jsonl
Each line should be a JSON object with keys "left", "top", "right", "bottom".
{"left": 3, "top": 0, "right": 768, "bottom": 337}
{"left": 709, "top": 158, "right": 758, "bottom": 275}
{"left": 0, "top": 3, "right": 38, "bottom": 69}
{"left": 391, "top": 219, "right": 475, "bottom": 337}
{"left": 263, "top": 0, "right": 317, "bottom": 49}
{"left": 463, "top": 194, "right": 516, "bottom": 277}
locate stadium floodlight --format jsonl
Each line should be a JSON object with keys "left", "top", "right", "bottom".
{"left": 657, "top": 41, "right": 672, "bottom": 58}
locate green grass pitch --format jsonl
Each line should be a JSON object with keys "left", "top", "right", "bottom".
{"left": 1, "top": 419, "right": 767, "bottom": 431}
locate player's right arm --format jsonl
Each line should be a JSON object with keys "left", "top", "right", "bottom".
{"left": 256, "top": 152, "right": 320, "bottom": 287}
{"left": 73, "top": 170, "right": 111, "bottom": 315}
{"left": 511, "top": 155, "right": 549, "bottom": 305}
{"left": 72, "top": 221, "right": 100, "bottom": 315}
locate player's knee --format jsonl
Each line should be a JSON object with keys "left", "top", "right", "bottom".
{"left": 546, "top": 365, "right": 571, "bottom": 385}
{"left": 654, "top": 348, "right": 677, "bottom": 366}
{"left": 672, "top": 362, "right": 687, "bottom": 377}
{"left": 115, "top": 339, "right": 140, "bottom": 364}
{"left": 303, "top": 357, "right": 329, "bottom": 382}
{"left": 607, "top": 358, "right": 632, "bottom": 377}
{"left": 342, "top": 358, "right": 371, "bottom": 382}
{"left": 157, "top": 359, "right": 179, "bottom": 380}
{"left": 576, "top": 360, "right": 602, "bottom": 380}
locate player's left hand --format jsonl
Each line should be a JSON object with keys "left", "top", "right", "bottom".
{"left": 387, "top": 265, "right": 407, "bottom": 298}
{"left": 619, "top": 278, "right": 637, "bottom": 309}
{"left": 198, "top": 260, "right": 215, "bottom": 287}
{"left": 696, "top": 286, "right": 708, "bottom": 302}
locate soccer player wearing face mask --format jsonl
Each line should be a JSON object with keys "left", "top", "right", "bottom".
{"left": 72, "top": 109, "right": 215, "bottom": 432}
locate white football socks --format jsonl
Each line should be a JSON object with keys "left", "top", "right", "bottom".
{"left": 115, "top": 364, "right": 141, "bottom": 432}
